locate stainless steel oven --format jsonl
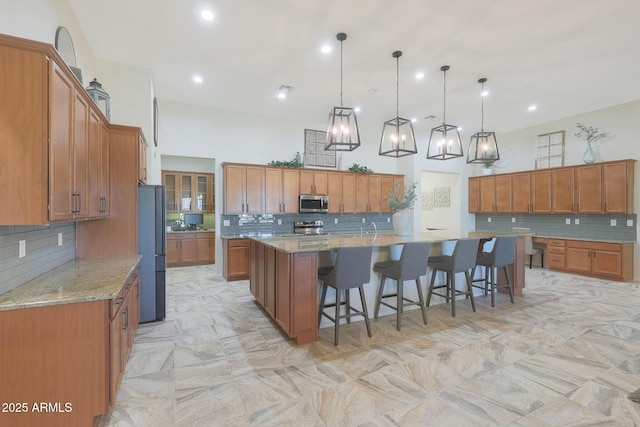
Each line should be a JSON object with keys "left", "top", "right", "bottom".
{"left": 299, "top": 194, "right": 329, "bottom": 213}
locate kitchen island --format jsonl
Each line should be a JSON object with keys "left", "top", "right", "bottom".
{"left": 248, "top": 230, "right": 525, "bottom": 344}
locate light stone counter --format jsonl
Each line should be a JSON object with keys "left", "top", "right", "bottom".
{"left": 0, "top": 255, "right": 142, "bottom": 311}
{"left": 247, "top": 230, "right": 513, "bottom": 253}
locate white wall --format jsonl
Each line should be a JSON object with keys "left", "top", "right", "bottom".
{"left": 421, "top": 171, "right": 461, "bottom": 231}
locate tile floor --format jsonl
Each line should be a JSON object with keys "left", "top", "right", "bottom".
{"left": 97, "top": 266, "right": 640, "bottom": 426}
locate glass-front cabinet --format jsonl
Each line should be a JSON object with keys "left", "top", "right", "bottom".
{"left": 162, "top": 170, "right": 214, "bottom": 213}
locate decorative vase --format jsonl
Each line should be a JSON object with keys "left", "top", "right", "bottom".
{"left": 392, "top": 210, "right": 412, "bottom": 236}
{"left": 583, "top": 140, "right": 596, "bottom": 164}
{"left": 482, "top": 167, "right": 494, "bottom": 175}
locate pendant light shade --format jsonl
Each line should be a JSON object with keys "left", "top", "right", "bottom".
{"left": 426, "top": 65, "right": 463, "bottom": 160}
{"left": 467, "top": 78, "right": 500, "bottom": 164}
{"left": 325, "top": 33, "right": 361, "bottom": 151}
{"left": 379, "top": 51, "right": 417, "bottom": 157}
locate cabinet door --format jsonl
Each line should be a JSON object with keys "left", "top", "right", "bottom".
{"left": 603, "top": 161, "right": 632, "bottom": 213}
{"left": 367, "top": 174, "right": 382, "bottom": 213}
{"left": 342, "top": 173, "right": 356, "bottom": 213}
{"left": 196, "top": 235, "right": 215, "bottom": 264}
{"left": 138, "top": 134, "right": 147, "bottom": 184}
{"left": 281, "top": 169, "right": 299, "bottom": 214}
{"left": 299, "top": 169, "right": 314, "bottom": 194}
{"left": 479, "top": 176, "right": 495, "bottom": 213}
{"left": 100, "top": 122, "right": 110, "bottom": 216}
{"left": 531, "top": 170, "right": 551, "bottom": 213}
{"left": 354, "top": 174, "right": 369, "bottom": 213}
{"left": 494, "top": 174, "right": 512, "bottom": 213}
{"left": 87, "top": 109, "right": 102, "bottom": 218}
{"left": 166, "top": 237, "right": 180, "bottom": 266}
{"left": 314, "top": 171, "right": 328, "bottom": 195}
{"left": 109, "top": 307, "right": 123, "bottom": 405}
{"left": 49, "top": 62, "right": 75, "bottom": 221}
{"left": 162, "top": 172, "right": 179, "bottom": 212}
{"left": 275, "top": 250, "right": 291, "bottom": 333}
{"left": 511, "top": 173, "right": 530, "bottom": 213}
{"left": 468, "top": 177, "right": 480, "bottom": 213}
{"left": 552, "top": 168, "right": 575, "bottom": 213}
{"left": 195, "top": 174, "right": 211, "bottom": 212}
{"left": 565, "top": 246, "right": 593, "bottom": 274}
{"left": 223, "top": 164, "right": 245, "bottom": 214}
{"left": 245, "top": 166, "right": 265, "bottom": 214}
{"left": 226, "top": 239, "right": 250, "bottom": 281}
{"left": 181, "top": 237, "right": 197, "bottom": 264}
{"left": 381, "top": 175, "right": 395, "bottom": 214}
{"left": 73, "top": 91, "right": 89, "bottom": 218}
{"left": 180, "top": 174, "right": 193, "bottom": 212}
{"left": 327, "top": 172, "right": 343, "bottom": 213}
{"left": 264, "top": 247, "right": 276, "bottom": 317}
{"left": 575, "top": 164, "right": 602, "bottom": 213}
{"left": 592, "top": 249, "right": 623, "bottom": 277}
{"left": 265, "top": 167, "right": 282, "bottom": 213}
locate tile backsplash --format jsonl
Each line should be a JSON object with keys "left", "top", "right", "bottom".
{"left": 475, "top": 213, "right": 637, "bottom": 241}
{"left": 0, "top": 223, "right": 75, "bottom": 295}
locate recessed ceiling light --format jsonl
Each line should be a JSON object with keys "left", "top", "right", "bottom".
{"left": 277, "top": 92, "right": 286, "bottom": 99}
{"left": 411, "top": 118, "right": 417, "bottom": 123}
{"left": 481, "top": 90, "right": 489, "bottom": 97}
{"left": 193, "top": 75, "right": 203, "bottom": 84}
{"left": 528, "top": 105, "right": 537, "bottom": 111}
{"left": 457, "top": 126, "right": 463, "bottom": 132}
{"left": 354, "top": 107, "right": 361, "bottom": 113}
{"left": 415, "top": 72, "right": 425, "bottom": 79}
{"left": 321, "top": 45, "right": 331, "bottom": 54}
{"left": 200, "top": 10, "right": 214, "bottom": 21}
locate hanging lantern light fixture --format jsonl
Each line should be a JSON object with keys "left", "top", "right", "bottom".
{"left": 426, "top": 65, "right": 463, "bottom": 160}
{"left": 467, "top": 77, "right": 500, "bottom": 164}
{"left": 325, "top": 32, "right": 361, "bottom": 151}
{"left": 379, "top": 51, "right": 418, "bottom": 157}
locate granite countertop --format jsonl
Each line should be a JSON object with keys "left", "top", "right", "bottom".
{"left": 167, "top": 229, "right": 214, "bottom": 234}
{"left": 0, "top": 255, "right": 142, "bottom": 312}
{"left": 529, "top": 234, "right": 636, "bottom": 244}
{"left": 246, "top": 230, "right": 515, "bottom": 253}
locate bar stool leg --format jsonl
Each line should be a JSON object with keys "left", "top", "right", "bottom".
{"left": 345, "top": 290, "right": 351, "bottom": 324}
{"left": 374, "top": 276, "right": 386, "bottom": 318}
{"left": 504, "top": 266, "right": 514, "bottom": 303}
{"left": 426, "top": 270, "right": 436, "bottom": 307}
{"left": 415, "top": 278, "right": 428, "bottom": 325}
{"left": 450, "top": 273, "right": 456, "bottom": 317}
{"left": 396, "top": 279, "right": 403, "bottom": 331}
{"left": 318, "top": 283, "right": 328, "bottom": 327}
{"left": 334, "top": 289, "right": 341, "bottom": 346}
{"left": 465, "top": 271, "right": 476, "bottom": 312}
{"left": 359, "top": 286, "right": 372, "bottom": 337}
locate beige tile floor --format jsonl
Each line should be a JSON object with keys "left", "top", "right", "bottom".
{"left": 97, "top": 265, "right": 640, "bottom": 426}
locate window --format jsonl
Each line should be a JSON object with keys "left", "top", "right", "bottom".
{"left": 536, "top": 130, "right": 565, "bottom": 169}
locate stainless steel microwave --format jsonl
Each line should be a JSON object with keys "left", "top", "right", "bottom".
{"left": 299, "top": 194, "right": 329, "bottom": 213}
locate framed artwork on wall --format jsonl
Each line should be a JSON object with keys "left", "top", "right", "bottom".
{"left": 536, "top": 130, "right": 564, "bottom": 169}
{"left": 304, "top": 129, "right": 336, "bottom": 168}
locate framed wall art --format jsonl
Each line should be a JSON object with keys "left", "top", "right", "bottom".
{"left": 304, "top": 129, "right": 336, "bottom": 168}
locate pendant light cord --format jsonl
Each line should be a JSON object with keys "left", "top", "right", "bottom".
{"left": 396, "top": 55, "right": 399, "bottom": 118}
{"left": 481, "top": 81, "right": 485, "bottom": 131}
{"left": 340, "top": 39, "right": 344, "bottom": 107}
{"left": 442, "top": 68, "right": 447, "bottom": 124}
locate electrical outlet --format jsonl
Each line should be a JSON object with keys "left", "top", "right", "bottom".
{"left": 574, "top": 219, "right": 580, "bottom": 225}
{"left": 223, "top": 220, "right": 230, "bottom": 227}
{"left": 627, "top": 219, "right": 634, "bottom": 227}
{"left": 334, "top": 218, "right": 338, "bottom": 224}
{"left": 362, "top": 218, "right": 366, "bottom": 223}
{"left": 610, "top": 219, "right": 617, "bottom": 226}
{"left": 19, "top": 240, "right": 26, "bottom": 258}
{"left": 58, "top": 232, "right": 63, "bottom": 246}
{"left": 488, "top": 217, "right": 492, "bottom": 223}
{"left": 277, "top": 219, "right": 282, "bottom": 225}
{"left": 565, "top": 218, "right": 571, "bottom": 225}
{"left": 387, "top": 217, "right": 391, "bottom": 223}
{"left": 511, "top": 218, "right": 516, "bottom": 223}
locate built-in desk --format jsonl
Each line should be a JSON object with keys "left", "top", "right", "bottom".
{"left": 248, "top": 231, "right": 526, "bottom": 344}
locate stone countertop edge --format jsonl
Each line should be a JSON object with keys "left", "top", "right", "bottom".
{"left": 0, "top": 255, "right": 142, "bottom": 312}
{"left": 530, "top": 234, "right": 636, "bottom": 244}
{"left": 167, "top": 229, "right": 215, "bottom": 234}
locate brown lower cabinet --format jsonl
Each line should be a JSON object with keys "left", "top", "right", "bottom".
{"left": 167, "top": 232, "right": 216, "bottom": 267}
{"left": 546, "top": 238, "right": 633, "bottom": 281}
{"left": 0, "top": 262, "right": 140, "bottom": 427}
{"left": 223, "top": 237, "right": 251, "bottom": 281}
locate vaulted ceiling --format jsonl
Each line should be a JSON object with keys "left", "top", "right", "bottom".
{"left": 67, "top": 0, "right": 640, "bottom": 134}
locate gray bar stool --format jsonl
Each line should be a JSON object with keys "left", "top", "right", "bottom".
{"left": 373, "top": 242, "right": 431, "bottom": 330}
{"left": 473, "top": 235, "right": 516, "bottom": 307}
{"left": 318, "top": 246, "right": 373, "bottom": 345}
{"left": 426, "top": 238, "right": 480, "bottom": 317}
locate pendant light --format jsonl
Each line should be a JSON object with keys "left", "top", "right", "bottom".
{"left": 467, "top": 78, "right": 500, "bottom": 164}
{"left": 426, "top": 65, "right": 463, "bottom": 160}
{"left": 325, "top": 33, "right": 361, "bottom": 151}
{"left": 379, "top": 51, "right": 417, "bottom": 157}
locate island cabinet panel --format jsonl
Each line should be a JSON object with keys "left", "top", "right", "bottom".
{"left": 223, "top": 238, "right": 251, "bottom": 281}
{"left": 531, "top": 170, "right": 551, "bottom": 213}
{"left": 552, "top": 168, "right": 575, "bottom": 213}
{"left": 603, "top": 160, "right": 635, "bottom": 213}
{"left": 575, "top": 164, "right": 603, "bottom": 213}
{"left": 264, "top": 247, "right": 277, "bottom": 317}
{"left": 511, "top": 172, "right": 531, "bottom": 213}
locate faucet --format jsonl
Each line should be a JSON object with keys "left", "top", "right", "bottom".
{"left": 360, "top": 220, "right": 378, "bottom": 241}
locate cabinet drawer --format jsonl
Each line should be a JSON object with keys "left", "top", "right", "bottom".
{"left": 547, "top": 254, "right": 566, "bottom": 269}
{"left": 566, "top": 240, "right": 622, "bottom": 252}
{"left": 228, "top": 238, "right": 250, "bottom": 247}
{"left": 547, "top": 245, "right": 565, "bottom": 254}
{"left": 547, "top": 239, "right": 565, "bottom": 247}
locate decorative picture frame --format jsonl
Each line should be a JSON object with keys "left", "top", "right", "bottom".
{"left": 153, "top": 97, "right": 159, "bottom": 147}
{"left": 535, "top": 130, "right": 564, "bottom": 169}
{"left": 304, "top": 129, "right": 336, "bottom": 168}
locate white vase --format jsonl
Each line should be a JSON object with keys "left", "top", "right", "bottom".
{"left": 392, "top": 210, "right": 412, "bottom": 236}
{"left": 482, "top": 167, "right": 494, "bottom": 175}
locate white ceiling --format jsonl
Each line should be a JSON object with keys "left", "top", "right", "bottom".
{"left": 67, "top": 0, "right": 640, "bottom": 134}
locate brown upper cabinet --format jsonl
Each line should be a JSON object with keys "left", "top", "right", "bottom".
{"left": 299, "top": 169, "right": 328, "bottom": 195}
{"left": 138, "top": 133, "right": 147, "bottom": 184}
{"left": 469, "top": 159, "right": 635, "bottom": 215}
{"left": 162, "top": 170, "right": 215, "bottom": 213}
{"left": 0, "top": 34, "right": 116, "bottom": 225}
{"left": 222, "top": 163, "right": 265, "bottom": 214}
{"left": 265, "top": 167, "right": 299, "bottom": 214}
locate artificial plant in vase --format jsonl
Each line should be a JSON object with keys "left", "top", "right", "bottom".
{"left": 574, "top": 122, "right": 609, "bottom": 164}
{"left": 387, "top": 181, "right": 417, "bottom": 236}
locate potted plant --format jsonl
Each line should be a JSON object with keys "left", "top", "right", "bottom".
{"left": 574, "top": 122, "right": 609, "bottom": 164}
{"left": 482, "top": 154, "right": 498, "bottom": 174}
{"left": 387, "top": 181, "right": 417, "bottom": 236}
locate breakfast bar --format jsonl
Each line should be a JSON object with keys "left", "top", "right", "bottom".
{"left": 248, "top": 230, "right": 525, "bottom": 344}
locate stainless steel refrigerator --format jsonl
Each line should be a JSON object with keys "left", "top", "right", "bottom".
{"left": 138, "top": 185, "right": 166, "bottom": 323}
